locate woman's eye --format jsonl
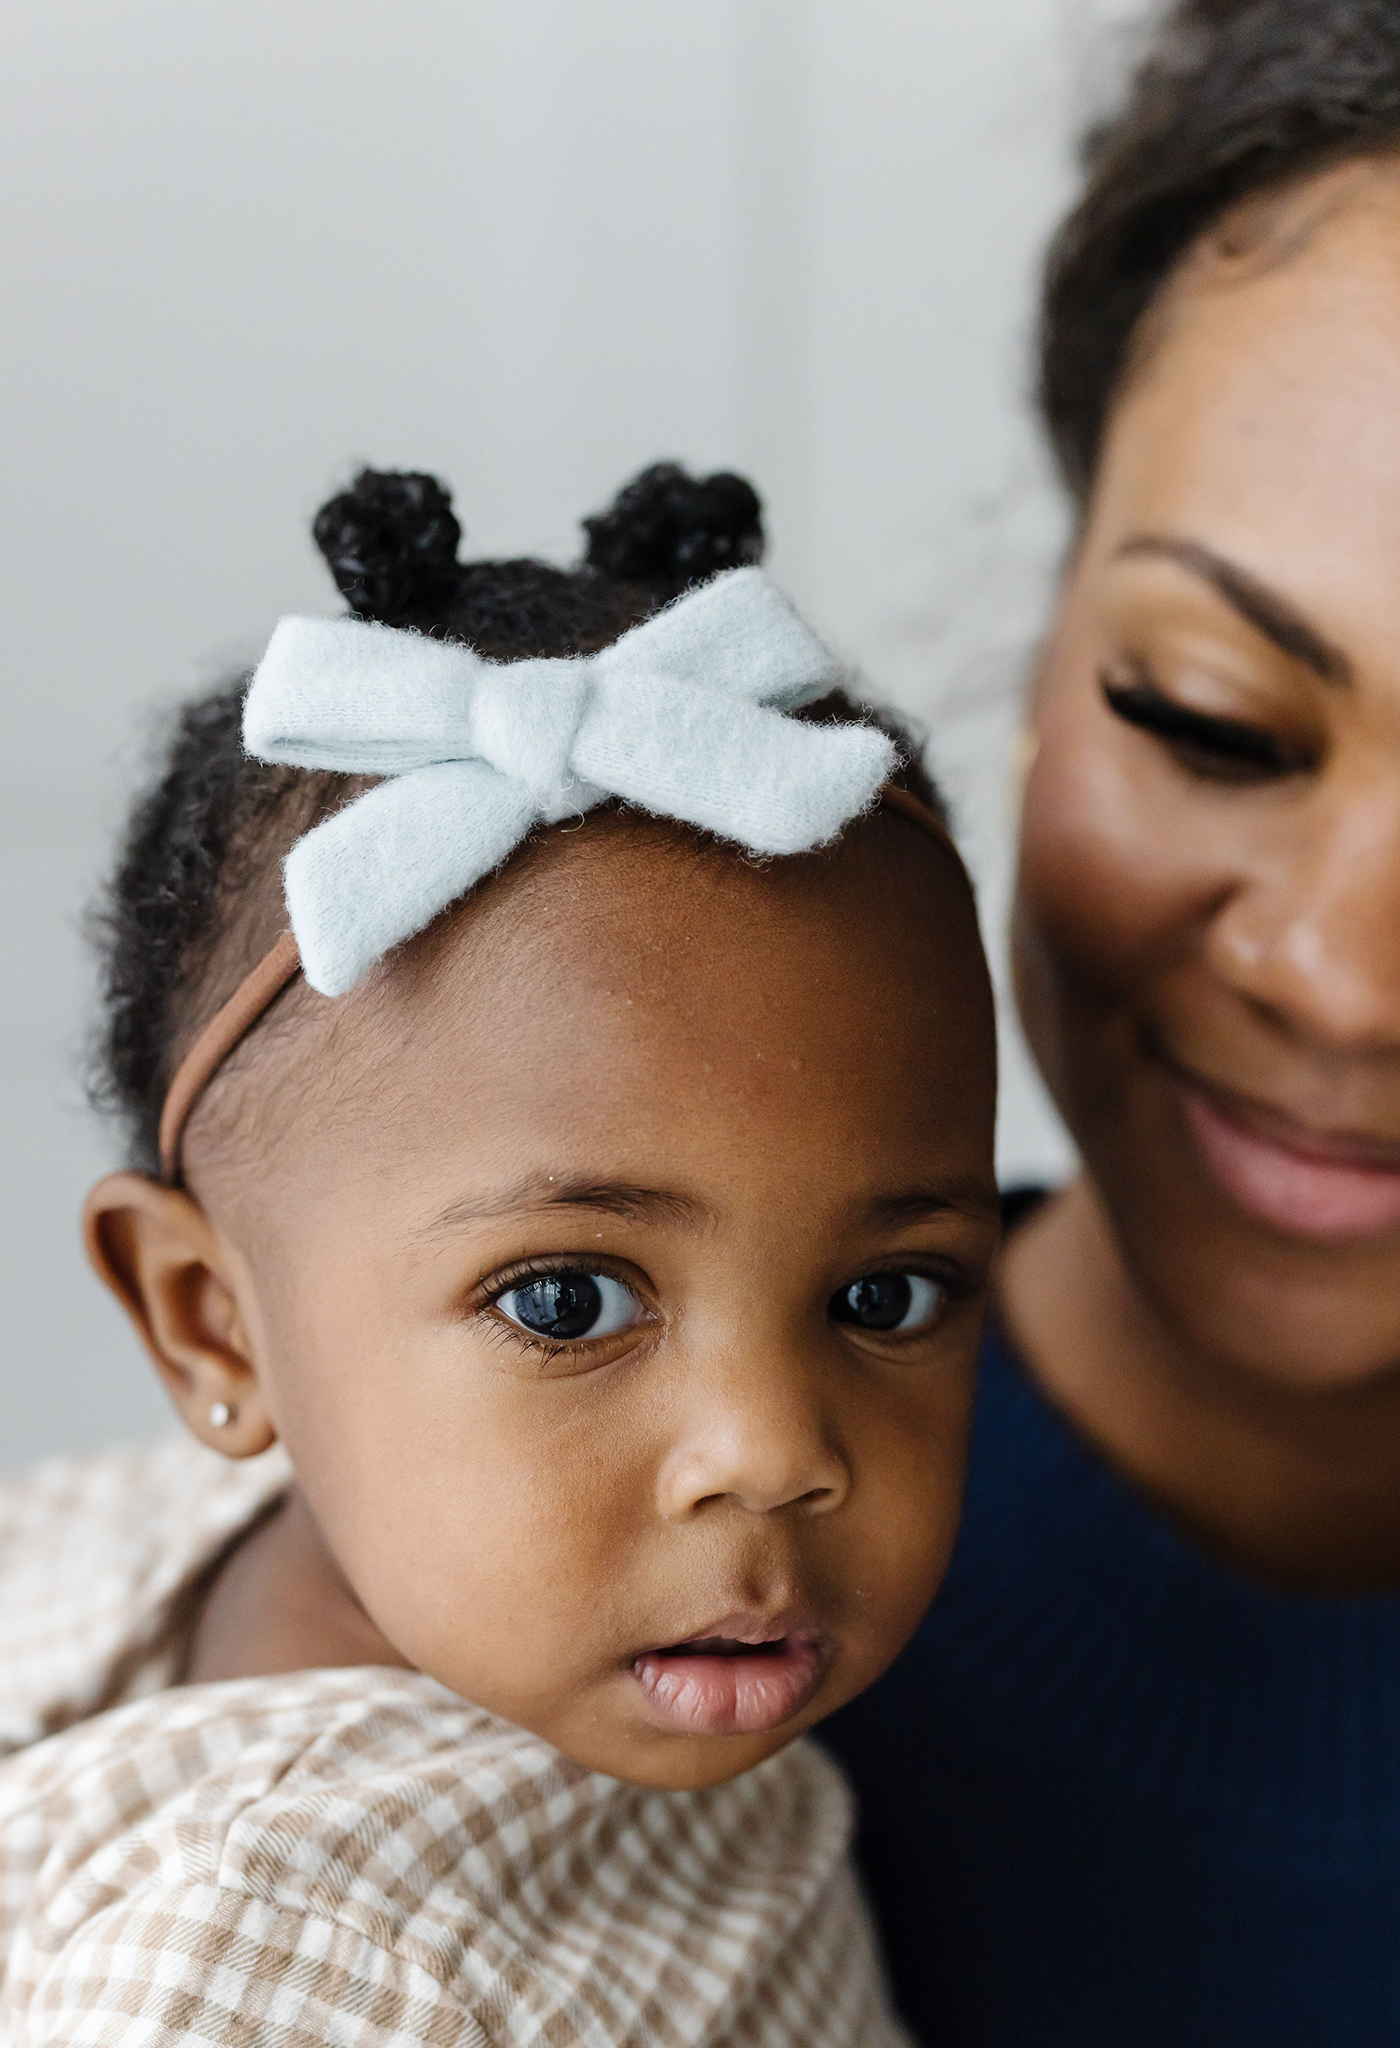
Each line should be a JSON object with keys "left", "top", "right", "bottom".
{"left": 493, "top": 1271, "right": 643, "bottom": 1343}
{"left": 1100, "top": 670, "right": 1313, "bottom": 781}
{"left": 830, "top": 1272, "right": 947, "bottom": 1335}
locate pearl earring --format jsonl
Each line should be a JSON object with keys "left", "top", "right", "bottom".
{"left": 208, "top": 1401, "right": 236, "bottom": 1429}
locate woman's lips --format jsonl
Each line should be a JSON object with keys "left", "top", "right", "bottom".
{"left": 1179, "top": 1081, "right": 1400, "bottom": 1243}
{"left": 631, "top": 1618, "right": 831, "bottom": 1738}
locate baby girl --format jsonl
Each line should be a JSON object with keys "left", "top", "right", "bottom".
{"left": 0, "top": 464, "right": 997, "bottom": 2044}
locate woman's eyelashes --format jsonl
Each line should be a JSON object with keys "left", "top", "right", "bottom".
{"left": 829, "top": 1271, "right": 949, "bottom": 1339}
{"left": 1100, "top": 666, "right": 1315, "bottom": 781}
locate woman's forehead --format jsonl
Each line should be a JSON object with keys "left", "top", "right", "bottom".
{"left": 1123, "top": 156, "right": 1400, "bottom": 403}
{"left": 1084, "top": 177, "right": 1400, "bottom": 659}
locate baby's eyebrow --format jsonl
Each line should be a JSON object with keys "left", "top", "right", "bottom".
{"left": 422, "top": 1174, "right": 715, "bottom": 1239}
{"left": 867, "top": 1179, "right": 1002, "bottom": 1228}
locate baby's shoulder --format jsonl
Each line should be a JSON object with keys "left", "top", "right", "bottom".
{"left": 0, "top": 1433, "right": 289, "bottom": 1753}
{"left": 0, "top": 1669, "right": 899, "bottom": 2047}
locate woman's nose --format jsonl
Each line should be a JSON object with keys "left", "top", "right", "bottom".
{"left": 1206, "top": 788, "right": 1400, "bottom": 1051}
{"left": 654, "top": 1351, "right": 850, "bottom": 1522}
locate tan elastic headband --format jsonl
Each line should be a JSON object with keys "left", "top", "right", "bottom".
{"left": 157, "top": 787, "right": 954, "bottom": 1184}
{"left": 158, "top": 931, "right": 303, "bottom": 1181}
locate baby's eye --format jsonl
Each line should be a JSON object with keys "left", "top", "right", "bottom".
{"left": 493, "top": 1271, "right": 644, "bottom": 1343}
{"left": 830, "top": 1272, "right": 947, "bottom": 1335}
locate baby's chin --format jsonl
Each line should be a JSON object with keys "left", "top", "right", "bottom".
{"left": 562, "top": 1701, "right": 831, "bottom": 1793}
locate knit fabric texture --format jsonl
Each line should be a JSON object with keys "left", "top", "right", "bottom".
{"left": 244, "top": 568, "right": 894, "bottom": 996}
{"left": 821, "top": 1314, "right": 1400, "bottom": 2048}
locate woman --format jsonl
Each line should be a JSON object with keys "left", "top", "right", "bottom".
{"left": 824, "top": 3, "right": 1400, "bottom": 2042}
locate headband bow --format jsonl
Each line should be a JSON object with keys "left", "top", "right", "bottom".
{"left": 243, "top": 567, "right": 895, "bottom": 996}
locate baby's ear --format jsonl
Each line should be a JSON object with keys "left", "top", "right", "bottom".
{"left": 83, "top": 1174, "right": 277, "bottom": 1459}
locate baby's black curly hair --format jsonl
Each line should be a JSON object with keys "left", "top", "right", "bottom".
{"left": 1041, "top": 0, "right": 1400, "bottom": 505}
{"left": 92, "top": 460, "right": 942, "bottom": 1176}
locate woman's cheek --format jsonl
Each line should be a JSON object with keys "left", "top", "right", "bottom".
{"left": 1019, "top": 701, "right": 1225, "bottom": 996}
{"left": 1014, "top": 710, "right": 1212, "bottom": 1136}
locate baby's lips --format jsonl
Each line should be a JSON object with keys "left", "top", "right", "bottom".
{"left": 629, "top": 1614, "right": 833, "bottom": 1739}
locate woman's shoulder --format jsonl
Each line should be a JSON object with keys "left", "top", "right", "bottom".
{"left": 0, "top": 1433, "right": 290, "bottom": 1755}
{"left": 0, "top": 1667, "right": 901, "bottom": 2048}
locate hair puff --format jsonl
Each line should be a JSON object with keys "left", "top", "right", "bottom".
{"left": 582, "top": 463, "right": 763, "bottom": 599}
{"left": 313, "top": 469, "right": 464, "bottom": 625}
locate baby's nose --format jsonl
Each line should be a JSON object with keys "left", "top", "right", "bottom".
{"left": 654, "top": 1352, "right": 850, "bottom": 1519}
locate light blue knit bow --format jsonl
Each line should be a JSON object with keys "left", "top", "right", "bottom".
{"left": 243, "top": 567, "right": 895, "bottom": 996}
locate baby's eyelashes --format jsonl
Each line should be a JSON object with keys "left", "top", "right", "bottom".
{"left": 829, "top": 1272, "right": 949, "bottom": 1337}
{"left": 493, "top": 1270, "right": 646, "bottom": 1344}
{"left": 483, "top": 1262, "right": 956, "bottom": 1360}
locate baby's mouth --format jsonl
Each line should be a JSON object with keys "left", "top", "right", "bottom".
{"left": 631, "top": 1615, "right": 832, "bottom": 1738}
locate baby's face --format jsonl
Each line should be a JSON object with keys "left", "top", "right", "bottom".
{"left": 208, "top": 813, "right": 997, "bottom": 1788}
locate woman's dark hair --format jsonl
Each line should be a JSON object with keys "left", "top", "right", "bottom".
{"left": 1042, "top": 0, "right": 1400, "bottom": 503}
{"left": 93, "top": 461, "right": 941, "bottom": 1174}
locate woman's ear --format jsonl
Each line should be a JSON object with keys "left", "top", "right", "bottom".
{"left": 83, "top": 1173, "right": 277, "bottom": 1459}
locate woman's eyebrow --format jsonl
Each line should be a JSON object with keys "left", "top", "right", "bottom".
{"left": 423, "top": 1175, "right": 715, "bottom": 1238}
{"left": 1114, "top": 535, "right": 1352, "bottom": 685}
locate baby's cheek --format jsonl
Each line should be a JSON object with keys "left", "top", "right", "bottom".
{"left": 262, "top": 1283, "right": 628, "bottom": 1711}
{"left": 363, "top": 1475, "right": 618, "bottom": 1713}
{"left": 827, "top": 1351, "right": 977, "bottom": 1695}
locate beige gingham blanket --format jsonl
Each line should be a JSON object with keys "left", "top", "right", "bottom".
{"left": 0, "top": 1440, "right": 907, "bottom": 2046}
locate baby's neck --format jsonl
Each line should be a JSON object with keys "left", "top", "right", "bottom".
{"left": 185, "top": 1482, "right": 412, "bottom": 1685}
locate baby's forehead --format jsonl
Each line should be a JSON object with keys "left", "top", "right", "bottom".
{"left": 389, "top": 805, "right": 977, "bottom": 1012}
{"left": 202, "top": 805, "right": 992, "bottom": 1218}
{"left": 338, "top": 814, "right": 985, "bottom": 1140}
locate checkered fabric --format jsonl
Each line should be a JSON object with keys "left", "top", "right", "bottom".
{"left": 0, "top": 1434, "right": 291, "bottom": 1755}
{"left": 0, "top": 1442, "right": 908, "bottom": 2047}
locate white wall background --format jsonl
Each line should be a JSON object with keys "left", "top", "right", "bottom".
{"left": 2, "top": 0, "right": 1146, "bottom": 1469}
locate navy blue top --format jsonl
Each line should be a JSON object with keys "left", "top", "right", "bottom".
{"left": 822, "top": 1316, "right": 1400, "bottom": 2047}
